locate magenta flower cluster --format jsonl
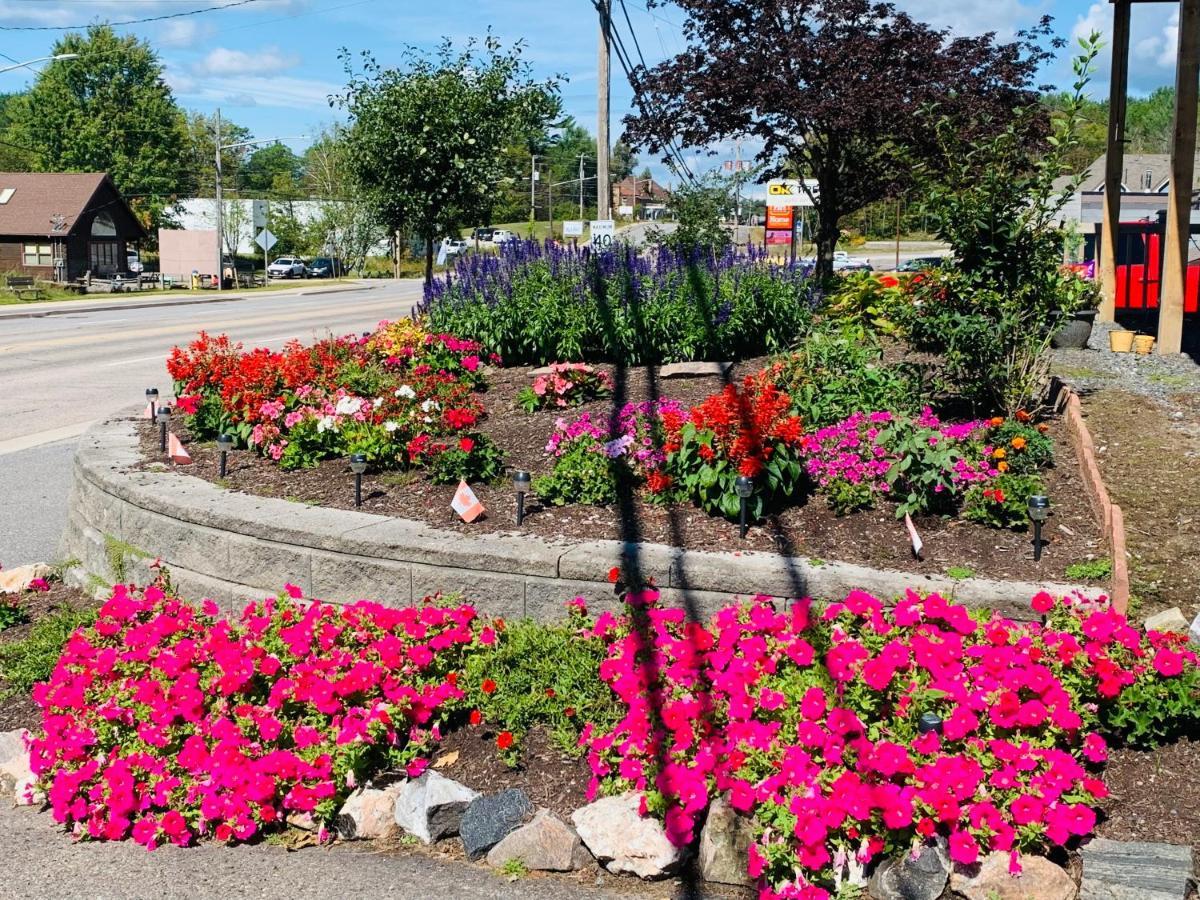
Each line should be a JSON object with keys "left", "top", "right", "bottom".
{"left": 546, "top": 399, "right": 684, "bottom": 475}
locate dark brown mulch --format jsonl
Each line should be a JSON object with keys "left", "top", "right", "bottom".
{"left": 0, "top": 582, "right": 97, "bottom": 733}
{"left": 138, "top": 361, "right": 1105, "bottom": 585}
{"left": 1099, "top": 737, "right": 1200, "bottom": 858}
{"left": 425, "top": 725, "right": 592, "bottom": 825}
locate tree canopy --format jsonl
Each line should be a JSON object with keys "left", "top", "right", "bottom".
{"left": 4, "top": 25, "right": 190, "bottom": 231}
{"left": 335, "top": 35, "right": 560, "bottom": 282}
{"left": 626, "top": 0, "right": 1055, "bottom": 276}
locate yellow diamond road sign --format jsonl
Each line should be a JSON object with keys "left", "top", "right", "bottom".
{"left": 766, "top": 179, "right": 819, "bottom": 208}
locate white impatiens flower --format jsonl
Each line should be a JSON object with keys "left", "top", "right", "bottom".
{"left": 420, "top": 398, "right": 439, "bottom": 413}
{"left": 395, "top": 384, "right": 416, "bottom": 399}
{"left": 316, "top": 415, "right": 336, "bottom": 434}
{"left": 373, "top": 397, "right": 383, "bottom": 409}
{"left": 384, "top": 421, "right": 399, "bottom": 433}
{"left": 335, "top": 396, "right": 362, "bottom": 416}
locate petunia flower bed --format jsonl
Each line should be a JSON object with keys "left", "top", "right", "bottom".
{"left": 25, "top": 575, "right": 1200, "bottom": 897}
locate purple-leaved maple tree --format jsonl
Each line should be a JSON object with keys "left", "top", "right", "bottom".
{"left": 624, "top": 0, "right": 1057, "bottom": 277}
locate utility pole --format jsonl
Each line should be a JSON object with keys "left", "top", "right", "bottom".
{"left": 579, "top": 154, "right": 586, "bottom": 220}
{"left": 596, "top": 0, "right": 612, "bottom": 220}
{"left": 733, "top": 140, "right": 742, "bottom": 226}
{"left": 214, "top": 108, "right": 223, "bottom": 291}
{"left": 530, "top": 154, "right": 538, "bottom": 233}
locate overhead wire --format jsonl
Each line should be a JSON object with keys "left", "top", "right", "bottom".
{"left": 0, "top": 0, "right": 267, "bottom": 31}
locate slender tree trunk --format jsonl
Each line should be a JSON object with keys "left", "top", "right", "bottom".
{"left": 815, "top": 212, "right": 838, "bottom": 281}
{"left": 424, "top": 235, "right": 434, "bottom": 286}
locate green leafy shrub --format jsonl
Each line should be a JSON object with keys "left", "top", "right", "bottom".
{"left": 426, "top": 435, "right": 505, "bottom": 484}
{"left": 0, "top": 596, "right": 28, "bottom": 632}
{"left": 533, "top": 437, "right": 622, "bottom": 507}
{"left": 0, "top": 605, "right": 95, "bottom": 697}
{"left": 989, "top": 419, "right": 1054, "bottom": 474}
{"left": 457, "top": 605, "right": 621, "bottom": 762}
{"left": 1065, "top": 558, "right": 1113, "bottom": 581}
{"left": 962, "top": 473, "right": 1045, "bottom": 530}
{"left": 767, "top": 325, "right": 924, "bottom": 428}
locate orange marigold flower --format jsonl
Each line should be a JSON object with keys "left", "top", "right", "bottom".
{"left": 997, "top": 460, "right": 1009, "bottom": 472}
{"left": 993, "top": 448, "right": 1007, "bottom": 459}
{"left": 1010, "top": 436, "right": 1027, "bottom": 450}
{"left": 989, "top": 417, "right": 1005, "bottom": 427}
{"left": 1015, "top": 410, "right": 1032, "bottom": 423}
{"left": 1037, "top": 423, "right": 1049, "bottom": 434}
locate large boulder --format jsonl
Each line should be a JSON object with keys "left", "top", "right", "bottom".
{"left": 336, "top": 786, "right": 402, "bottom": 840}
{"left": 571, "top": 792, "right": 682, "bottom": 880}
{"left": 460, "top": 789, "right": 535, "bottom": 861}
{"left": 951, "top": 852, "right": 1076, "bottom": 900}
{"left": 486, "top": 808, "right": 587, "bottom": 872}
{"left": 0, "top": 564, "right": 51, "bottom": 595}
{"left": 697, "top": 794, "right": 754, "bottom": 886}
{"left": 0, "top": 729, "right": 36, "bottom": 805}
{"left": 868, "top": 838, "right": 949, "bottom": 900}
{"left": 1079, "top": 838, "right": 1192, "bottom": 900}
{"left": 392, "top": 771, "right": 480, "bottom": 844}
{"left": 1145, "top": 607, "right": 1189, "bottom": 634}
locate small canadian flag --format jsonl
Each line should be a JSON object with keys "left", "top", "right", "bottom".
{"left": 145, "top": 402, "right": 155, "bottom": 420}
{"left": 168, "top": 433, "right": 192, "bottom": 465}
{"left": 451, "top": 479, "right": 485, "bottom": 523}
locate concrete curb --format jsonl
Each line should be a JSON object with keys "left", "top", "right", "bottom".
{"left": 1060, "top": 387, "right": 1131, "bottom": 613}
{"left": 60, "top": 417, "right": 1102, "bottom": 622}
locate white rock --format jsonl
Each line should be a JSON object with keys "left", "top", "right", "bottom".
{"left": 571, "top": 792, "right": 682, "bottom": 880}
{"left": 0, "top": 564, "right": 51, "bottom": 595}
{"left": 1188, "top": 612, "right": 1200, "bottom": 646}
{"left": 336, "top": 785, "right": 401, "bottom": 840}
{"left": 952, "top": 852, "right": 1076, "bottom": 900}
{"left": 0, "top": 729, "right": 37, "bottom": 805}
{"left": 659, "top": 361, "right": 733, "bottom": 379}
{"left": 1145, "top": 607, "right": 1189, "bottom": 634}
{"left": 392, "top": 771, "right": 479, "bottom": 844}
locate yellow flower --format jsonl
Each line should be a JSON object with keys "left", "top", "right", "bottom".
{"left": 997, "top": 460, "right": 1009, "bottom": 472}
{"left": 1011, "top": 437, "right": 1027, "bottom": 451}
{"left": 993, "top": 448, "right": 1007, "bottom": 460}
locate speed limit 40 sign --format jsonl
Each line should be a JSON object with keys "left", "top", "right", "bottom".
{"left": 590, "top": 219, "right": 615, "bottom": 249}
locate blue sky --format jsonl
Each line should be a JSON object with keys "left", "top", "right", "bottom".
{"left": 0, "top": 0, "right": 1188, "bottom": 184}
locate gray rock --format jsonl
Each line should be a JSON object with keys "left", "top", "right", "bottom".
{"left": 571, "top": 792, "right": 682, "bottom": 880}
{"left": 659, "top": 361, "right": 733, "bottom": 379}
{"left": 697, "top": 794, "right": 753, "bottom": 886}
{"left": 0, "top": 729, "right": 35, "bottom": 805}
{"left": 1080, "top": 838, "right": 1192, "bottom": 900}
{"left": 485, "top": 808, "right": 585, "bottom": 872}
{"left": 952, "top": 852, "right": 1076, "bottom": 900}
{"left": 336, "top": 786, "right": 401, "bottom": 840}
{"left": 1189, "top": 612, "right": 1200, "bottom": 646}
{"left": 1145, "top": 607, "right": 1189, "bottom": 634}
{"left": 868, "top": 838, "right": 949, "bottom": 900}
{"left": 460, "top": 789, "right": 535, "bottom": 860}
{"left": 392, "top": 771, "right": 480, "bottom": 844}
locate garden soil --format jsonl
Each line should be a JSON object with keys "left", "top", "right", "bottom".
{"left": 1076, "top": 389, "right": 1200, "bottom": 620}
{"left": 139, "top": 360, "right": 1106, "bottom": 586}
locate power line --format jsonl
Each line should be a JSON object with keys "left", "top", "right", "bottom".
{"left": 0, "top": 0, "right": 266, "bottom": 31}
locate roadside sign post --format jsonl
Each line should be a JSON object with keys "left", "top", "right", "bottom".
{"left": 255, "top": 228, "right": 277, "bottom": 283}
{"left": 253, "top": 200, "right": 269, "bottom": 284}
{"left": 589, "top": 219, "right": 615, "bottom": 251}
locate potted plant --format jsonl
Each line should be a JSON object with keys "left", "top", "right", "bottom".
{"left": 1049, "top": 268, "right": 1101, "bottom": 350}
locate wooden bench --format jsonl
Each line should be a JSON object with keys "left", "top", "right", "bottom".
{"left": 5, "top": 275, "right": 43, "bottom": 301}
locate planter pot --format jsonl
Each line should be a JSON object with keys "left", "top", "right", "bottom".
{"left": 1133, "top": 334, "right": 1156, "bottom": 355}
{"left": 1109, "top": 330, "right": 1136, "bottom": 353}
{"left": 1051, "top": 308, "right": 1099, "bottom": 349}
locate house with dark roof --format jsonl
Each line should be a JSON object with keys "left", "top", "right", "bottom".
{"left": 1055, "top": 152, "right": 1200, "bottom": 233}
{"left": 0, "top": 172, "right": 147, "bottom": 281}
{"left": 611, "top": 175, "right": 671, "bottom": 219}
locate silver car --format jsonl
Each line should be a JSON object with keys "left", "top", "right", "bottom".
{"left": 267, "top": 256, "right": 307, "bottom": 279}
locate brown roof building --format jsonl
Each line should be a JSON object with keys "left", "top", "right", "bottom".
{"left": 0, "top": 172, "right": 147, "bottom": 280}
{"left": 611, "top": 175, "right": 670, "bottom": 218}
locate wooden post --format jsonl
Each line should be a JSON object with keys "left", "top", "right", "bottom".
{"left": 1158, "top": 0, "right": 1200, "bottom": 355}
{"left": 1099, "top": 0, "right": 1132, "bottom": 322}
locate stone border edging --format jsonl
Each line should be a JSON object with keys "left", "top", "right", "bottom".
{"left": 1059, "top": 387, "right": 1131, "bottom": 613}
{"left": 59, "top": 416, "right": 1101, "bottom": 622}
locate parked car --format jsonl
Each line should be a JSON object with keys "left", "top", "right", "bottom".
{"left": 895, "top": 255, "right": 947, "bottom": 273}
{"left": 833, "top": 254, "right": 873, "bottom": 273}
{"left": 443, "top": 239, "right": 468, "bottom": 257}
{"left": 307, "top": 257, "right": 344, "bottom": 278}
{"left": 491, "top": 229, "right": 517, "bottom": 244}
{"left": 126, "top": 250, "right": 143, "bottom": 275}
{"left": 267, "top": 256, "right": 307, "bottom": 279}
{"left": 472, "top": 227, "right": 495, "bottom": 242}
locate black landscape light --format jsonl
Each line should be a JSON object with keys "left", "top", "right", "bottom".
{"left": 917, "top": 712, "right": 943, "bottom": 736}
{"left": 156, "top": 405, "right": 171, "bottom": 453}
{"left": 1027, "top": 494, "right": 1051, "bottom": 562}
{"left": 216, "top": 434, "right": 234, "bottom": 478}
{"left": 349, "top": 453, "right": 368, "bottom": 507}
{"left": 513, "top": 470, "right": 531, "bottom": 525}
{"left": 734, "top": 475, "right": 755, "bottom": 539}
{"left": 145, "top": 387, "right": 159, "bottom": 419}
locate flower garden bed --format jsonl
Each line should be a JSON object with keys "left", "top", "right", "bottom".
{"left": 151, "top": 331, "right": 1104, "bottom": 587}
{"left": 6, "top": 573, "right": 1200, "bottom": 899}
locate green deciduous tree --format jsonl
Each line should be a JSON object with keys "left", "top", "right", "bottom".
{"left": 5, "top": 25, "right": 190, "bottom": 232}
{"left": 334, "top": 35, "right": 560, "bottom": 283}
{"left": 241, "top": 143, "right": 304, "bottom": 196}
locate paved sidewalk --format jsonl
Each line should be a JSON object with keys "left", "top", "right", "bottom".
{"left": 1, "top": 804, "right": 724, "bottom": 900}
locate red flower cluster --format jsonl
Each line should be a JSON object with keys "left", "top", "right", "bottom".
{"left": 681, "top": 376, "right": 803, "bottom": 478}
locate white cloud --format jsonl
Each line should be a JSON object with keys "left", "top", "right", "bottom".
{"left": 1073, "top": 2, "right": 1181, "bottom": 93}
{"left": 193, "top": 46, "right": 300, "bottom": 77}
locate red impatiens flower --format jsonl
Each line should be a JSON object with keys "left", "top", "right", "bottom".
{"left": 481, "top": 678, "right": 497, "bottom": 695}
{"left": 544, "top": 688, "right": 556, "bottom": 698}
{"left": 496, "top": 731, "right": 514, "bottom": 750}
{"left": 458, "top": 437, "right": 475, "bottom": 454}
{"left": 469, "top": 709, "right": 482, "bottom": 726}
{"left": 607, "top": 567, "right": 621, "bottom": 584}
{"left": 563, "top": 707, "right": 576, "bottom": 718}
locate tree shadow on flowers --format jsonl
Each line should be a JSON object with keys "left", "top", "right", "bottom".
{"left": 586, "top": 245, "right": 811, "bottom": 895}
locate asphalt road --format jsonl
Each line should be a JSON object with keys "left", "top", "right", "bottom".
{"left": 0, "top": 281, "right": 424, "bottom": 567}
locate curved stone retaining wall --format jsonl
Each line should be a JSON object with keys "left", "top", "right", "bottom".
{"left": 60, "top": 418, "right": 1099, "bottom": 622}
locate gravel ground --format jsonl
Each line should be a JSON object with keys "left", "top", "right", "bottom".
{"left": 0, "top": 803, "right": 737, "bottom": 900}
{"left": 1053, "top": 320, "right": 1200, "bottom": 401}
